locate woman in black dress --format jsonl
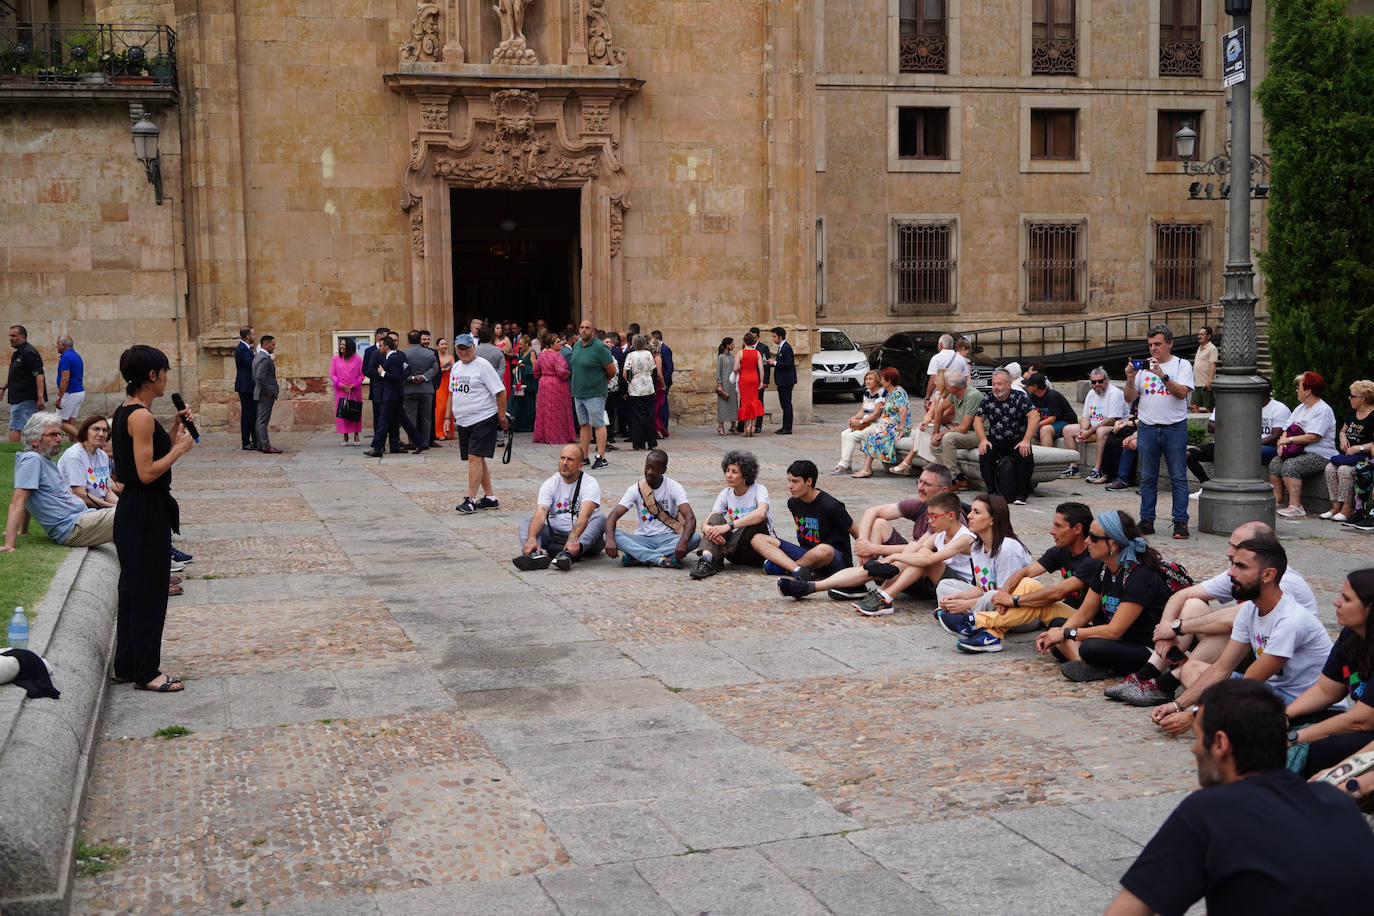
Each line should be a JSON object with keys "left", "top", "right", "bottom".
{"left": 111, "top": 346, "right": 195, "bottom": 692}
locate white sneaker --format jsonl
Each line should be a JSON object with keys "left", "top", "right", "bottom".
{"left": 169, "top": 560, "right": 187, "bottom": 572}
{"left": 1189, "top": 489, "right": 1202, "bottom": 500}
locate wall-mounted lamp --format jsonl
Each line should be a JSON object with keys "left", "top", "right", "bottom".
{"left": 131, "top": 116, "right": 164, "bottom": 205}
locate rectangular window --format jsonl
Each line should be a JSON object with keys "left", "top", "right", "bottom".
{"left": 1025, "top": 220, "right": 1085, "bottom": 313}
{"left": 1151, "top": 221, "right": 1212, "bottom": 309}
{"left": 1030, "top": 109, "right": 1077, "bottom": 160}
{"left": 892, "top": 219, "right": 957, "bottom": 315}
{"left": 1032, "top": 0, "right": 1077, "bottom": 75}
{"left": 899, "top": 0, "right": 948, "bottom": 73}
{"left": 815, "top": 216, "right": 826, "bottom": 317}
{"left": 1156, "top": 111, "right": 1203, "bottom": 161}
{"left": 898, "top": 107, "right": 948, "bottom": 160}
{"left": 1159, "top": 0, "right": 1202, "bottom": 76}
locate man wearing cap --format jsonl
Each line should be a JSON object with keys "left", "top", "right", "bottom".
{"left": 449, "top": 333, "right": 509, "bottom": 514}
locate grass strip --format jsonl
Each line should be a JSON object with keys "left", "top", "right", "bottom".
{"left": 1, "top": 442, "right": 72, "bottom": 645}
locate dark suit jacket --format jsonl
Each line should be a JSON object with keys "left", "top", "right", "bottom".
{"left": 251, "top": 350, "right": 278, "bottom": 400}
{"left": 658, "top": 343, "right": 674, "bottom": 387}
{"left": 773, "top": 340, "right": 797, "bottom": 387}
{"left": 362, "top": 344, "right": 384, "bottom": 402}
{"left": 234, "top": 341, "right": 255, "bottom": 394}
{"left": 756, "top": 341, "right": 772, "bottom": 386}
{"left": 378, "top": 349, "right": 407, "bottom": 403}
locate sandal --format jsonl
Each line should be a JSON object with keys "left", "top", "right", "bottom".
{"left": 134, "top": 674, "right": 185, "bottom": 693}
{"left": 893, "top": 461, "right": 912, "bottom": 475}
{"left": 850, "top": 470, "right": 873, "bottom": 479}
{"left": 168, "top": 584, "right": 184, "bottom": 596}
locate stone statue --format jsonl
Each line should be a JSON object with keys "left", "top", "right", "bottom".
{"left": 492, "top": 0, "right": 539, "bottom": 65}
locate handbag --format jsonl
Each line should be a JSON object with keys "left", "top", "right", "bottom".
{"left": 336, "top": 398, "right": 362, "bottom": 422}
{"left": 1278, "top": 422, "right": 1306, "bottom": 459}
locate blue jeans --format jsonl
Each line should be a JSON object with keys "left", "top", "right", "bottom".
{"left": 1137, "top": 420, "right": 1189, "bottom": 525}
{"left": 615, "top": 529, "right": 700, "bottom": 563}
{"left": 7, "top": 399, "right": 36, "bottom": 431}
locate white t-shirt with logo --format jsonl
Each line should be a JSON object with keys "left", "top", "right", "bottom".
{"left": 537, "top": 472, "right": 602, "bottom": 535}
{"left": 1260, "top": 399, "right": 1293, "bottom": 440}
{"left": 969, "top": 537, "right": 1034, "bottom": 593}
{"left": 1082, "top": 384, "right": 1128, "bottom": 430}
{"left": 711, "top": 483, "right": 773, "bottom": 535}
{"left": 619, "top": 477, "right": 691, "bottom": 537}
{"left": 1229, "top": 592, "right": 1333, "bottom": 697}
{"left": 448, "top": 357, "right": 506, "bottom": 428}
{"left": 1134, "top": 355, "right": 1194, "bottom": 426}
{"left": 57, "top": 444, "right": 112, "bottom": 502}
{"left": 933, "top": 524, "right": 975, "bottom": 582}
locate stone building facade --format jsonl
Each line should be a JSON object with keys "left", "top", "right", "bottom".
{"left": 1, "top": 0, "right": 1266, "bottom": 429}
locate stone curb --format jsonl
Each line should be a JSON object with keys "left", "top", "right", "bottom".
{"left": 0, "top": 544, "right": 118, "bottom": 916}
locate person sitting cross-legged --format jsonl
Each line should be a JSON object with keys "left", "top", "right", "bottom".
{"left": 690, "top": 449, "right": 773, "bottom": 579}
{"left": 1061, "top": 367, "right": 1128, "bottom": 480}
{"left": 513, "top": 444, "right": 606, "bottom": 572}
{"left": 753, "top": 459, "right": 858, "bottom": 582}
{"left": 603, "top": 448, "right": 699, "bottom": 569}
{"left": 926, "top": 494, "right": 1035, "bottom": 650}
{"left": 936, "top": 501, "right": 1102, "bottom": 654}
{"left": 842, "top": 490, "right": 976, "bottom": 618}
{"left": 1149, "top": 534, "right": 1334, "bottom": 736}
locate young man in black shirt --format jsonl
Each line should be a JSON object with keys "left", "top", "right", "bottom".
{"left": 1108, "top": 679, "right": 1374, "bottom": 916}
{"left": 751, "top": 459, "right": 857, "bottom": 581}
{"left": 1025, "top": 372, "right": 1077, "bottom": 447}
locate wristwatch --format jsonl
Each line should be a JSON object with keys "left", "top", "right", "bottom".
{"left": 1012, "top": 595, "right": 1021, "bottom": 608}
{"left": 728, "top": 520, "right": 735, "bottom": 531}
{"left": 1171, "top": 618, "right": 1184, "bottom": 636}
{"left": 1066, "top": 627, "right": 1078, "bottom": 641}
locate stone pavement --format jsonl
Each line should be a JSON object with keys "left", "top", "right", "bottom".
{"left": 72, "top": 402, "right": 1368, "bottom": 914}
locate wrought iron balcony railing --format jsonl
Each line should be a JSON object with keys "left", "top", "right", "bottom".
{"left": 0, "top": 22, "right": 177, "bottom": 93}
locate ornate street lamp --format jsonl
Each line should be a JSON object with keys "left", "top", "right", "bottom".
{"left": 1175, "top": 122, "right": 1271, "bottom": 201}
{"left": 131, "top": 116, "right": 164, "bottom": 205}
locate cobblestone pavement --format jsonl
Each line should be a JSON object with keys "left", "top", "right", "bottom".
{"left": 74, "top": 400, "right": 1360, "bottom": 914}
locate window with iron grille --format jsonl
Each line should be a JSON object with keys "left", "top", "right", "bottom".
{"left": 1032, "top": 0, "right": 1077, "bottom": 75}
{"left": 900, "top": 0, "right": 948, "bottom": 73}
{"left": 898, "top": 107, "right": 948, "bottom": 159}
{"left": 1030, "top": 109, "right": 1077, "bottom": 160}
{"left": 892, "top": 219, "right": 956, "bottom": 315}
{"left": 1024, "top": 221, "right": 1085, "bottom": 313}
{"left": 1151, "top": 221, "right": 1211, "bottom": 309}
{"left": 1156, "top": 110, "right": 1202, "bottom": 161}
{"left": 1159, "top": 0, "right": 1202, "bottom": 76}
{"left": 815, "top": 216, "right": 826, "bottom": 317}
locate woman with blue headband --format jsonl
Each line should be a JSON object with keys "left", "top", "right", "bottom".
{"left": 1035, "top": 509, "right": 1172, "bottom": 682}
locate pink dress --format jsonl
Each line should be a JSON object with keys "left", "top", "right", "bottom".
{"left": 330, "top": 354, "right": 364, "bottom": 434}
{"left": 532, "top": 349, "right": 576, "bottom": 444}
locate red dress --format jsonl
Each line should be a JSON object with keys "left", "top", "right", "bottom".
{"left": 532, "top": 349, "right": 576, "bottom": 444}
{"left": 736, "top": 346, "right": 764, "bottom": 422}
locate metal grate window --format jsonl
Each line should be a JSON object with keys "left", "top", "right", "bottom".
{"left": 1032, "top": 0, "right": 1077, "bottom": 75}
{"left": 899, "top": 0, "right": 948, "bottom": 73}
{"left": 1159, "top": 0, "right": 1202, "bottom": 76}
{"left": 815, "top": 216, "right": 826, "bottom": 317}
{"left": 1151, "top": 221, "right": 1211, "bottom": 309}
{"left": 892, "top": 220, "right": 956, "bottom": 315}
{"left": 1025, "top": 220, "right": 1086, "bottom": 313}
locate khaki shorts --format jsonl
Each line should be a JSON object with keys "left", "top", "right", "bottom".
{"left": 62, "top": 507, "right": 116, "bottom": 547}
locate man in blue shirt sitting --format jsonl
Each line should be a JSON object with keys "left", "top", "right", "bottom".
{"left": 1, "top": 412, "right": 114, "bottom": 553}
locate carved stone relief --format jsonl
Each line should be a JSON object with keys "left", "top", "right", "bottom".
{"left": 400, "top": 2, "right": 443, "bottom": 63}
{"left": 492, "top": 0, "right": 539, "bottom": 65}
{"left": 420, "top": 96, "right": 450, "bottom": 131}
{"left": 431, "top": 90, "right": 601, "bottom": 189}
{"left": 587, "top": 0, "right": 626, "bottom": 66}
{"left": 609, "top": 193, "right": 629, "bottom": 258}
{"left": 400, "top": 193, "right": 425, "bottom": 258}
{"left": 581, "top": 100, "right": 610, "bottom": 134}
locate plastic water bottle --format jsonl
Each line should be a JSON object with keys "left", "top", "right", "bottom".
{"left": 7, "top": 607, "right": 28, "bottom": 651}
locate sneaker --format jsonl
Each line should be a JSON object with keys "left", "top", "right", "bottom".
{"left": 777, "top": 577, "right": 815, "bottom": 600}
{"left": 1172, "top": 522, "right": 1189, "bottom": 540}
{"left": 1117, "top": 676, "right": 1173, "bottom": 707}
{"left": 827, "top": 586, "right": 871, "bottom": 601}
{"left": 591, "top": 456, "right": 609, "bottom": 470}
{"left": 1332, "top": 512, "right": 1349, "bottom": 522}
{"left": 553, "top": 550, "right": 574, "bottom": 571}
{"left": 956, "top": 629, "right": 1003, "bottom": 653}
{"left": 950, "top": 476, "right": 970, "bottom": 493}
{"left": 654, "top": 556, "right": 682, "bottom": 569}
{"left": 1060, "top": 660, "right": 1112, "bottom": 682}
{"left": 1277, "top": 506, "right": 1307, "bottom": 519}
{"left": 583, "top": 457, "right": 590, "bottom": 466}
{"left": 169, "top": 559, "right": 187, "bottom": 573}
{"left": 513, "top": 551, "right": 552, "bottom": 571}
{"left": 1320, "top": 509, "right": 1336, "bottom": 520}
{"left": 796, "top": 566, "right": 823, "bottom": 582}
{"left": 1139, "top": 520, "right": 1155, "bottom": 535}
{"left": 1343, "top": 511, "right": 1372, "bottom": 529}
{"left": 863, "top": 559, "right": 900, "bottom": 580}
{"left": 853, "top": 592, "right": 894, "bottom": 617}
{"left": 1189, "top": 488, "right": 1203, "bottom": 500}
{"left": 1012, "top": 498, "right": 1027, "bottom": 506}
{"left": 1084, "top": 469, "right": 1106, "bottom": 484}
{"left": 1104, "top": 673, "right": 1141, "bottom": 701}
{"left": 1355, "top": 515, "right": 1374, "bottom": 532}
{"left": 170, "top": 546, "right": 194, "bottom": 563}
{"left": 935, "top": 609, "right": 976, "bottom": 637}
{"left": 690, "top": 556, "right": 718, "bottom": 580}
{"left": 475, "top": 496, "right": 500, "bottom": 511}
{"left": 1058, "top": 464, "right": 1080, "bottom": 479}
{"left": 621, "top": 554, "right": 644, "bottom": 567}
{"left": 455, "top": 497, "right": 478, "bottom": 514}
{"left": 1104, "top": 480, "right": 1128, "bottom": 491}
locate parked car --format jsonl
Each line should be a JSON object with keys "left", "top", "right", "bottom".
{"left": 870, "top": 331, "right": 997, "bottom": 394}
{"left": 811, "top": 327, "right": 871, "bottom": 401}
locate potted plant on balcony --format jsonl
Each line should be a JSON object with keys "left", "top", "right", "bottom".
{"left": 65, "top": 27, "right": 105, "bottom": 84}
{"left": 110, "top": 46, "right": 153, "bottom": 85}
{"left": 147, "top": 54, "right": 172, "bottom": 83}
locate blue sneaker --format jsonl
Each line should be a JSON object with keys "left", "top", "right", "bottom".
{"left": 170, "top": 546, "right": 193, "bottom": 563}
{"left": 934, "top": 610, "right": 975, "bottom": 637}
{"left": 956, "top": 629, "right": 1003, "bottom": 653}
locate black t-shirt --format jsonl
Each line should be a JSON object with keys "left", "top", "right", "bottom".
{"left": 6, "top": 341, "right": 44, "bottom": 404}
{"left": 1036, "top": 544, "right": 1102, "bottom": 610}
{"left": 1089, "top": 561, "right": 1169, "bottom": 644}
{"left": 1320, "top": 628, "right": 1373, "bottom": 706}
{"left": 1030, "top": 388, "right": 1077, "bottom": 425}
{"left": 1341, "top": 409, "right": 1374, "bottom": 448}
{"left": 789, "top": 490, "right": 853, "bottom": 567}
{"left": 1120, "top": 769, "right": 1374, "bottom": 916}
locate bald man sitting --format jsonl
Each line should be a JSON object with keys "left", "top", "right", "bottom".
{"left": 514, "top": 443, "right": 606, "bottom": 571}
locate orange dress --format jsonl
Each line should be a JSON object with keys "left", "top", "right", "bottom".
{"left": 434, "top": 359, "right": 454, "bottom": 439}
{"left": 736, "top": 346, "right": 764, "bottom": 422}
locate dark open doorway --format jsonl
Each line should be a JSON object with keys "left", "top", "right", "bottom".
{"left": 451, "top": 188, "right": 580, "bottom": 338}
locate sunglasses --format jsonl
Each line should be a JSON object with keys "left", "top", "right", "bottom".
{"left": 1086, "top": 532, "right": 1109, "bottom": 542}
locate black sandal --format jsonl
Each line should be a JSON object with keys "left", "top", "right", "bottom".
{"left": 134, "top": 674, "right": 185, "bottom": 692}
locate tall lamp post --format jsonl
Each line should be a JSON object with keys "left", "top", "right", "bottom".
{"left": 1175, "top": 0, "right": 1274, "bottom": 534}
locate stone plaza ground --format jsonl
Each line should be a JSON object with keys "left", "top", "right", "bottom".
{"left": 70, "top": 399, "right": 1373, "bottom": 914}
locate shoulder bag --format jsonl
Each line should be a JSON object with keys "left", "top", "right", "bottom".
{"left": 637, "top": 480, "right": 685, "bottom": 534}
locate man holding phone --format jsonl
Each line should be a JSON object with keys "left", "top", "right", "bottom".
{"left": 1123, "top": 325, "right": 1194, "bottom": 539}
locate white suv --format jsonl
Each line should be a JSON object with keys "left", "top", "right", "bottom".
{"left": 811, "top": 327, "right": 870, "bottom": 401}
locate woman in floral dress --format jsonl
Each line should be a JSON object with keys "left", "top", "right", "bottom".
{"left": 853, "top": 368, "right": 909, "bottom": 477}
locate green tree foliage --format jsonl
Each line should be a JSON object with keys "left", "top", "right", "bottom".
{"left": 1257, "top": 0, "right": 1374, "bottom": 403}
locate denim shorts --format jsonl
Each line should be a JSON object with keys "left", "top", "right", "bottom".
{"left": 7, "top": 399, "right": 36, "bottom": 431}
{"left": 574, "top": 396, "right": 608, "bottom": 428}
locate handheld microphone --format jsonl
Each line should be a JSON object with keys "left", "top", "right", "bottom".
{"left": 170, "top": 392, "right": 200, "bottom": 442}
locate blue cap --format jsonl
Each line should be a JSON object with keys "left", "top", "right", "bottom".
{"left": 454, "top": 333, "right": 476, "bottom": 349}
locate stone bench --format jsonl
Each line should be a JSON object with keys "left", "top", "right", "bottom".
{"left": 886, "top": 437, "right": 1081, "bottom": 485}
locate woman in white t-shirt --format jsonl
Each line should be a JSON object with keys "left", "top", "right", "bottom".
{"left": 1270, "top": 371, "right": 1339, "bottom": 519}
{"left": 57, "top": 415, "right": 119, "bottom": 508}
{"left": 692, "top": 449, "right": 773, "bottom": 577}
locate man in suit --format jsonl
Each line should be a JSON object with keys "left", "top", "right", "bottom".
{"left": 361, "top": 326, "right": 389, "bottom": 445}
{"left": 252, "top": 335, "right": 282, "bottom": 454}
{"left": 421, "top": 329, "right": 442, "bottom": 447}
{"left": 234, "top": 325, "right": 257, "bottom": 450}
{"left": 402, "top": 329, "right": 439, "bottom": 450}
{"left": 769, "top": 326, "right": 797, "bottom": 434}
{"left": 651, "top": 330, "right": 674, "bottom": 436}
{"left": 363, "top": 335, "right": 423, "bottom": 458}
